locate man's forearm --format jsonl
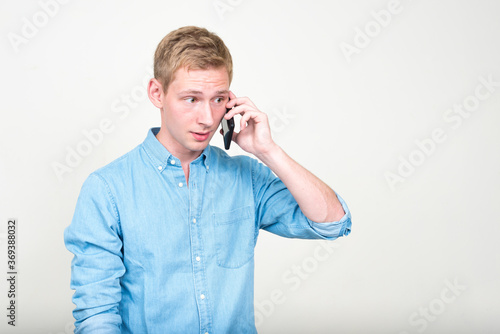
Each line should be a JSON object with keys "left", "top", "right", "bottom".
{"left": 256, "top": 144, "right": 345, "bottom": 223}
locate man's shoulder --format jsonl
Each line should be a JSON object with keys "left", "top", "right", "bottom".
{"left": 209, "top": 145, "right": 258, "bottom": 169}
{"left": 90, "top": 143, "right": 144, "bottom": 180}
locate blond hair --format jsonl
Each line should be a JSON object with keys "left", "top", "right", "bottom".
{"left": 154, "top": 26, "right": 233, "bottom": 92}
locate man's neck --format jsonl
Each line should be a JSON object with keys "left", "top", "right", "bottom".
{"left": 155, "top": 130, "right": 202, "bottom": 184}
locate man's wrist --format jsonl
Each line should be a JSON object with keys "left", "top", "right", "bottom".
{"left": 255, "top": 143, "right": 284, "bottom": 168}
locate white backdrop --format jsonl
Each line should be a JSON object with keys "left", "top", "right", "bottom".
{"left": 1, "top": 0, "right": 499, "bottom": 333}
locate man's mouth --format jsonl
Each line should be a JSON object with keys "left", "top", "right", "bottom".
{"left": 191, "top": 131, "right": 211, "bottom": 141}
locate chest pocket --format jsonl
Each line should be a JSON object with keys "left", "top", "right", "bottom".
{"left": 214, "top": 206, "right": 256, "bottom": 269}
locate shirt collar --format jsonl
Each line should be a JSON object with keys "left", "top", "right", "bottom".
{"left": 141, "top": 127, "right": 211, "bottom": 173}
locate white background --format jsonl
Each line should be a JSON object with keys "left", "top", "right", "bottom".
{"left": 1, "top": 0, "right": 499, "bottom": 333}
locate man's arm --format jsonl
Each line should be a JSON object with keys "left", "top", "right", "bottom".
{"left": 225, "top": 91, "right": 346, "bottom": 223}
{"left": 64, "top": 173, "right": 124, "bottom": 334}
{"left": 255, "top": 146, "right": 345, "bottom": 223}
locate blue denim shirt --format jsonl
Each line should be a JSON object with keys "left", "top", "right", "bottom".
{"left": 64, "top": 127, "right": 352, "bottom": 334}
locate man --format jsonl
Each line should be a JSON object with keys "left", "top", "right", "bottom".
{"left": 64, "top": 26, "right": 352, "bottom": 334}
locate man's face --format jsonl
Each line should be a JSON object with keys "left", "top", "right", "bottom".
{"left": 158, "top": 66, "right": 229, "bottom": 159}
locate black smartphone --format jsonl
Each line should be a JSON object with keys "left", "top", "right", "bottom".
{"left": 221, "top": 99, "right": 234, "bottom": 150}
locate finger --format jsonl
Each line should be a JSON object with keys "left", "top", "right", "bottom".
{"left": 240, "top": 115, "right": 247, "bottom": 131}
{"left": 239, "top": 110, "right": 262, "bottom": 131}
{"left": 225, "top": 104, "right": 251, "bottom": 119}
{"left": 233, "top": 96, "right": 258, "bottom": 110}
{"left": 226, "top": 93, "right": 258, "bottom": 111}
{"left": 226, "top": 91, "right": 238, "bottom": 109}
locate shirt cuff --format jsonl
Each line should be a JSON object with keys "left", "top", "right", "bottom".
{"left": 75, "top": 313, "right": 121, "bottom": 334}
{"left": 307, "top": 192, "right": 352, "bottom": 239}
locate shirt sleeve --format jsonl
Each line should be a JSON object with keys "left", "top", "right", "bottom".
{"left": 251, "top": 158, "right": 352, "bottom": 240}
{"left": 64, "top": 173, "right": 125, "bottom": 334}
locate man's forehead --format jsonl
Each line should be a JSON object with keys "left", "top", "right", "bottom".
{"left": 176, "top": 66, "right": 228, "bottom": 80}
{"left": 176, "top": 89, "right": 229, "bottom": 95}
{"left": 169, "top": 67, "right": 230, "bottom": 94}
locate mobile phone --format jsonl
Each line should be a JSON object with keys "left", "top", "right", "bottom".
{"left": 221, "top": 99, "right": 234, "bottom": 150}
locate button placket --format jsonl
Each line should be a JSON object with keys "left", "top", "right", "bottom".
{"left": 188, "top": 163, "right": 212, "bottom": 332}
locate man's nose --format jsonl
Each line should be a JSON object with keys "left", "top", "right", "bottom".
{"left": 197, "top": 102, "right": 215, "bottom": 127}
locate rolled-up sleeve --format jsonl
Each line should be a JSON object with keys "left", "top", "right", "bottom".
{"left": 64, "top": 173, "right": 124, "bottom": 334}
{"left": 252, "top": 159, "right": 352, "bottom": 240}
{"left": 306, "top": 192, "right": 352, "bottom": 239}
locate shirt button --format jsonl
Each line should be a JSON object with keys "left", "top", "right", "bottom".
{"left": 170, "top": 160, "right": 176, "bottom": 165}
{"left": 192, "top": 218, "right": 196, "bottom": 224}
{"left": 158, "top": 166, "right": 162, "bottom": 170}
{"left": 200, "top": 294, "right": 205, "bottom": 300}
{"left": 196, "top": 256, "right": 200, "bottom": 262}
{"left": 178, "top": 182, "right": 183, "bottom": 187}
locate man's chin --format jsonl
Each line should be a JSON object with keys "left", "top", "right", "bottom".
{"left": 186, "top": 139, "right": 211, "bottom": 152}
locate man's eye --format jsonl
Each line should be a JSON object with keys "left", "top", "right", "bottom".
{"left": 186, "top": 97, "right": 195, "bottom": 103}
{"left": 214, "top": 97, "right": 223, "bottom": 103}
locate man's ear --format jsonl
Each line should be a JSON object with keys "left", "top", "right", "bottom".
{"left": 148, "top": 78, "right": 164, "bottom": 109}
